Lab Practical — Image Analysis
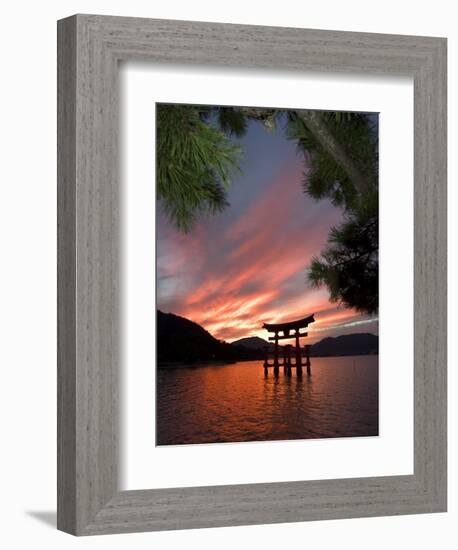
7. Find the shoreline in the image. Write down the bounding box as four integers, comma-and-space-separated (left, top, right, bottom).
158, 359, 236, 369
158, 354, 378, 369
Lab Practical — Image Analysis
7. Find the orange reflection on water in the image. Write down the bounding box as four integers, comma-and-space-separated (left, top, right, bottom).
156, 356, 378, 445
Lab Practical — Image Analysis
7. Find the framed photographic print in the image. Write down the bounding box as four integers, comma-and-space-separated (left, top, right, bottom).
153, 101, 380, 448
57, 14, 447, 535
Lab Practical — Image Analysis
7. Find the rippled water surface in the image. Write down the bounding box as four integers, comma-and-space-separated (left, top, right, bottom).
156, 355, 378, 445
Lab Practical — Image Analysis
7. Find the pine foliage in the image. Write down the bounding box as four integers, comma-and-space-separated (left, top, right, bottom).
308, 212, 378, 314
286, 110, 379, 314
286, 111, 378, 210
216, 107, 248, 138
156, 104, 241, 232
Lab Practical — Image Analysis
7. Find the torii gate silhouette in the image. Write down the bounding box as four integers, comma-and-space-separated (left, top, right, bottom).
263, 314, 315, 377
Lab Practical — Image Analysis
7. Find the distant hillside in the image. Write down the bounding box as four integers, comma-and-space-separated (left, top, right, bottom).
231, 336, 274, 352
157, 310, 260, 364
232, 333, 378, 357
310, 333, 378, 357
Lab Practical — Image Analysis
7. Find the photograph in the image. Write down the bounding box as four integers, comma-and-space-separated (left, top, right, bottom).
156, 103, 379, 445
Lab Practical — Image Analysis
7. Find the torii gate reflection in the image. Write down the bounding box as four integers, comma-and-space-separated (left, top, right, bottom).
263, 314, 315, 377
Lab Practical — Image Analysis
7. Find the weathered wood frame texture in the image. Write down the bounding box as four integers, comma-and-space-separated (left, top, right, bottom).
57, 14, 447, 535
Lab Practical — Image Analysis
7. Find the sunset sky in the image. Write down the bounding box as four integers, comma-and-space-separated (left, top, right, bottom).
157, 114, 378, 344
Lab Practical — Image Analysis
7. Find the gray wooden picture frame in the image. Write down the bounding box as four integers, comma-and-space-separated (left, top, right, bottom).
57, 14, 447, 536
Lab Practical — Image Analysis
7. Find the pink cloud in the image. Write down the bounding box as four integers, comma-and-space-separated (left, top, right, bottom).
157, 157, 368, 343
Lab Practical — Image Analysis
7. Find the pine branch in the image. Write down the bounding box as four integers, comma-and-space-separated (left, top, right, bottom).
297, 110, 373, 196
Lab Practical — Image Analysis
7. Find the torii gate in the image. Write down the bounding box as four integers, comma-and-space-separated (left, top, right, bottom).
263, 314, 315, 377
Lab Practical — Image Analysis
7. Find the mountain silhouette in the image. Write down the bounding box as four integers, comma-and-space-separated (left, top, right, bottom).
230, 336, 274, 351
157, 310, 259, 364
157, 310, 378, 364
310, 333, 378, 356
